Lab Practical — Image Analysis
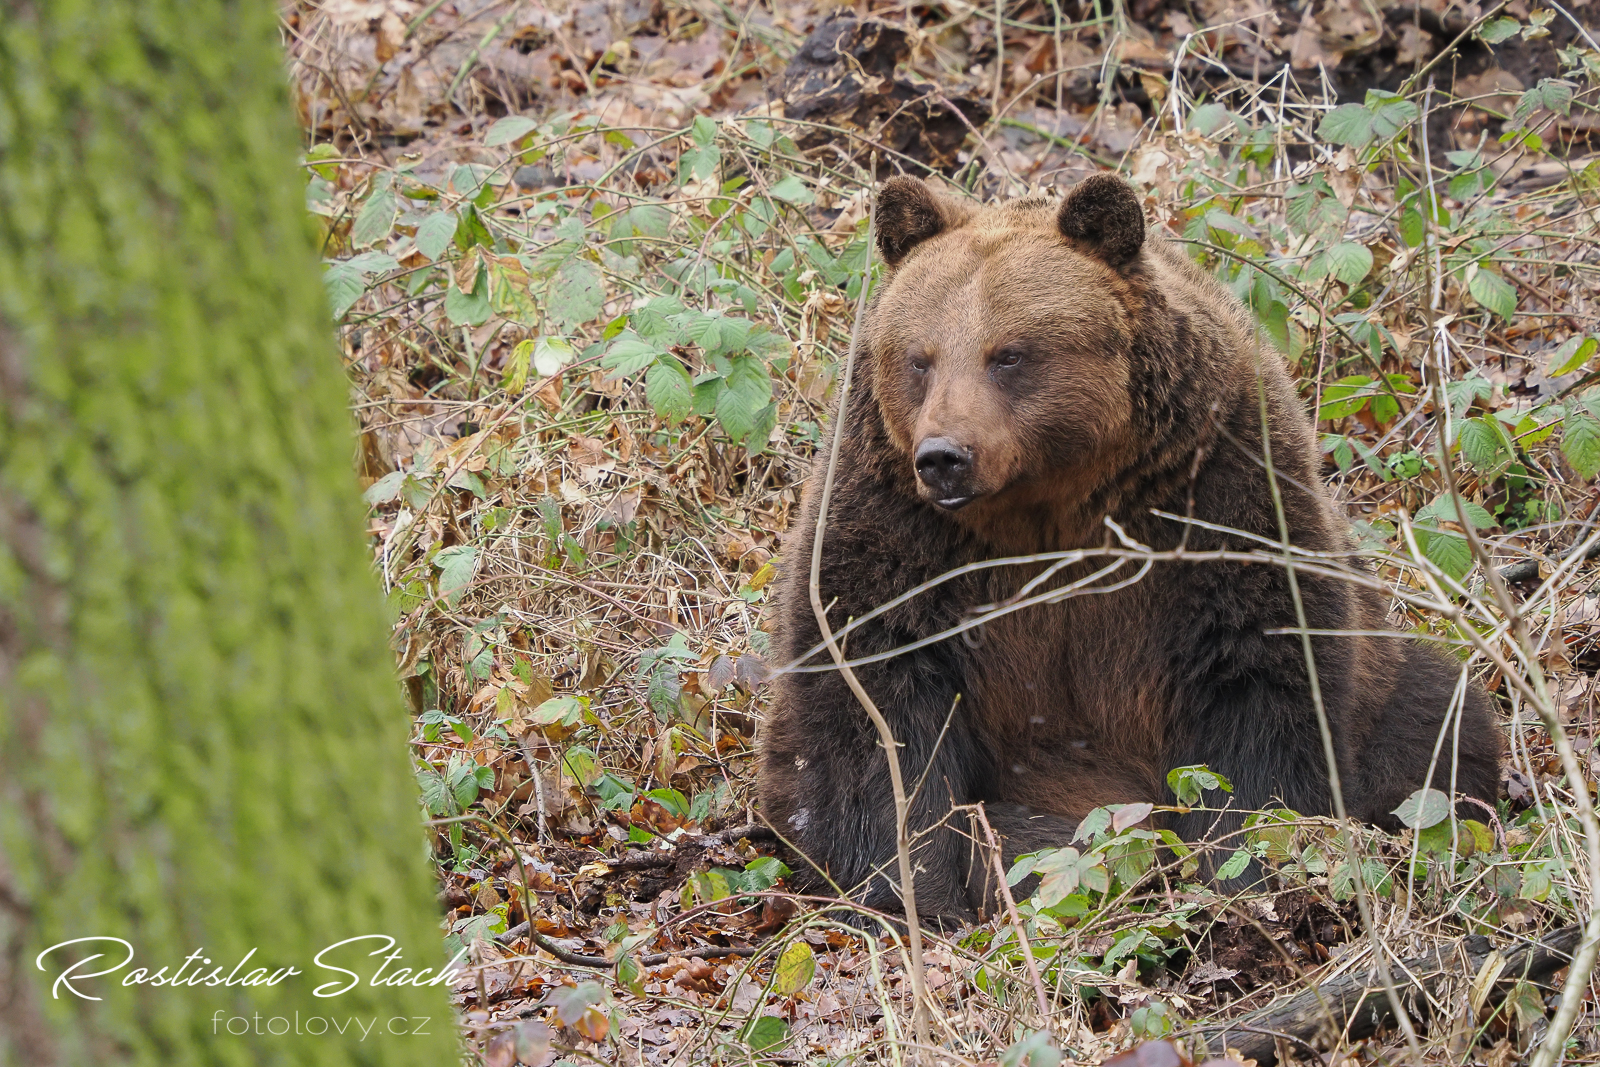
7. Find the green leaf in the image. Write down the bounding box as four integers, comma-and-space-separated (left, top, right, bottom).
1318, 375, 1376, 420
351, 175, 397, 248
1188, 102, 1232, 136
485, 115, 538, 147
773, 941, 815, 996
1215, 849, 1253, 880
1074, 807, 1112, 842
1519, 860, 1555, 902
743, 1016, 789, 1053
1318, 103, 1374, 147
433, 545, 478, 607
1445, 374, 1492, 418
714, 355, 772, 442
1324, 433, 1354, 472
1393, 787, 1451, 829
562, 746, 599, 787
632, 296, 684, 341
1001, 1031, 1063, 1067
1029, 847, 1108, 906
1468, 268, 1517, 320
1478, 16, 1521, 42
768, 174, 814, 204
1548, 335, 1598, 377
444, 279, 491, 326
1166, 764, 1233, 805
363, 470, 406, 505
1399, 208, 1425, 247
1129, 1003, 1174, 1040
344, 251, 400, 274
502, 339, 533, 393
1203, 208, 1255, 237
1417, 493, 1495, 530
681, 311, 724, 352
1422, 530, 1473, 579
415, 210, 458, 260
646, 669, 681, 718
741, 856, 790, 890
1563, 411, 1600, 479
603, 332, 663, 377
1369, 393, 1400, 426
691, 114, 718, 147
1330, 859, 1374, 901
1326, 242, 1374, 285
1516, 78, 1576, 122
1458, 416, 1511, 470
323, 263, 366, 320
452, 768, 484, 809
449, 162, 493, 199
643, 787, 690, 817
609, 203, 671, 251
304, 142, 341, 179
645, 357, 694, 424
1364, 90, 1420, 140
530, 695, 585, 726
547, 258, 604, 330
1104, 928, 1155, 966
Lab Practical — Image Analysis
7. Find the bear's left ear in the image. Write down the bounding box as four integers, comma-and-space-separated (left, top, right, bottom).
1057, 174, 1145, 268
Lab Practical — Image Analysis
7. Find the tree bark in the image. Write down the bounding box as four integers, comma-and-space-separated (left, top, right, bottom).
0, 5, 458, 1064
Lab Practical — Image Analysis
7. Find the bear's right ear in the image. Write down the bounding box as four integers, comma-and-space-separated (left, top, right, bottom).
1057, 173, 1146, 268
875, 177, 967, 267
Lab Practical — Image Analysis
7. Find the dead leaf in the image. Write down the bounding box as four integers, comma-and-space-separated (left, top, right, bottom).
706, 654, 736, 691
1113, 802, 1155, 831
375, 10, 406, 63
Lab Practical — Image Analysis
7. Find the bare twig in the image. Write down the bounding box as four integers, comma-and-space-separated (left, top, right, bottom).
967, 804, 1052, 1019
1251, 340, 1425, 1062
805, 175, 936, 1050
1197, 925, 1583, 1063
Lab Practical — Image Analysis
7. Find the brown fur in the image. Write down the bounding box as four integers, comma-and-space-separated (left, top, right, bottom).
760, 174, 1503, 927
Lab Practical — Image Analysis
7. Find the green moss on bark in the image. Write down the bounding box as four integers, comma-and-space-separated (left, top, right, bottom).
0, 4, 458, 1064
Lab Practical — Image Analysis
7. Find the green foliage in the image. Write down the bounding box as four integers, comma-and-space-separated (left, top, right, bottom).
1411, 493, 1496, 579
1001, 1030, 1064, 1067
1476, 16, 1521, 43
1467, 265, 1518, 320
1393, 787, 1451, 829
686, 857, 792, 906
1167, 764, 1234, 805
320, 111, 863, 463
742, 1014, 790, 1053
1129, 1001, 1175, 1039
1316, 90, 1419, 149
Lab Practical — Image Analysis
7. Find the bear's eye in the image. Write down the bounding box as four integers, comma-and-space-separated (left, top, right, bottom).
909, 355, 930, 374
994, 348, 1024, 369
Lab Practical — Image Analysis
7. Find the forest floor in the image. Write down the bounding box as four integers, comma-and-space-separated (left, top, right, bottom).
283, 0, 1600, 1063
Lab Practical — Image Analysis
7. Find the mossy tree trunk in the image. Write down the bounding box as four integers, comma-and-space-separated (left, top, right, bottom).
0, 5, 458, 1065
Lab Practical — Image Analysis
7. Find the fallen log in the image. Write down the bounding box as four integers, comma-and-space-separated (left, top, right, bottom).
1192, 925, 1581, 1064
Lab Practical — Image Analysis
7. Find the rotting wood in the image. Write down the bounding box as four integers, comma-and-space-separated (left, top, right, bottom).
1193, 925, 1580, 1064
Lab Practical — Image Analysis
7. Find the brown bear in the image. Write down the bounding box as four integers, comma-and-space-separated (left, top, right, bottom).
759, 173, 1502, 927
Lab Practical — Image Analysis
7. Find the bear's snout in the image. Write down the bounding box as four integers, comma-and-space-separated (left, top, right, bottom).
914, 436, 977, 509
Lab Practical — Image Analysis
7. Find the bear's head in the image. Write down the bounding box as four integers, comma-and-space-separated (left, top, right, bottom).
867, 174, 1151, 536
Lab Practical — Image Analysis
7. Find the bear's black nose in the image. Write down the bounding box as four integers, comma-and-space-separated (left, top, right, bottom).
914, 437, 974, 507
